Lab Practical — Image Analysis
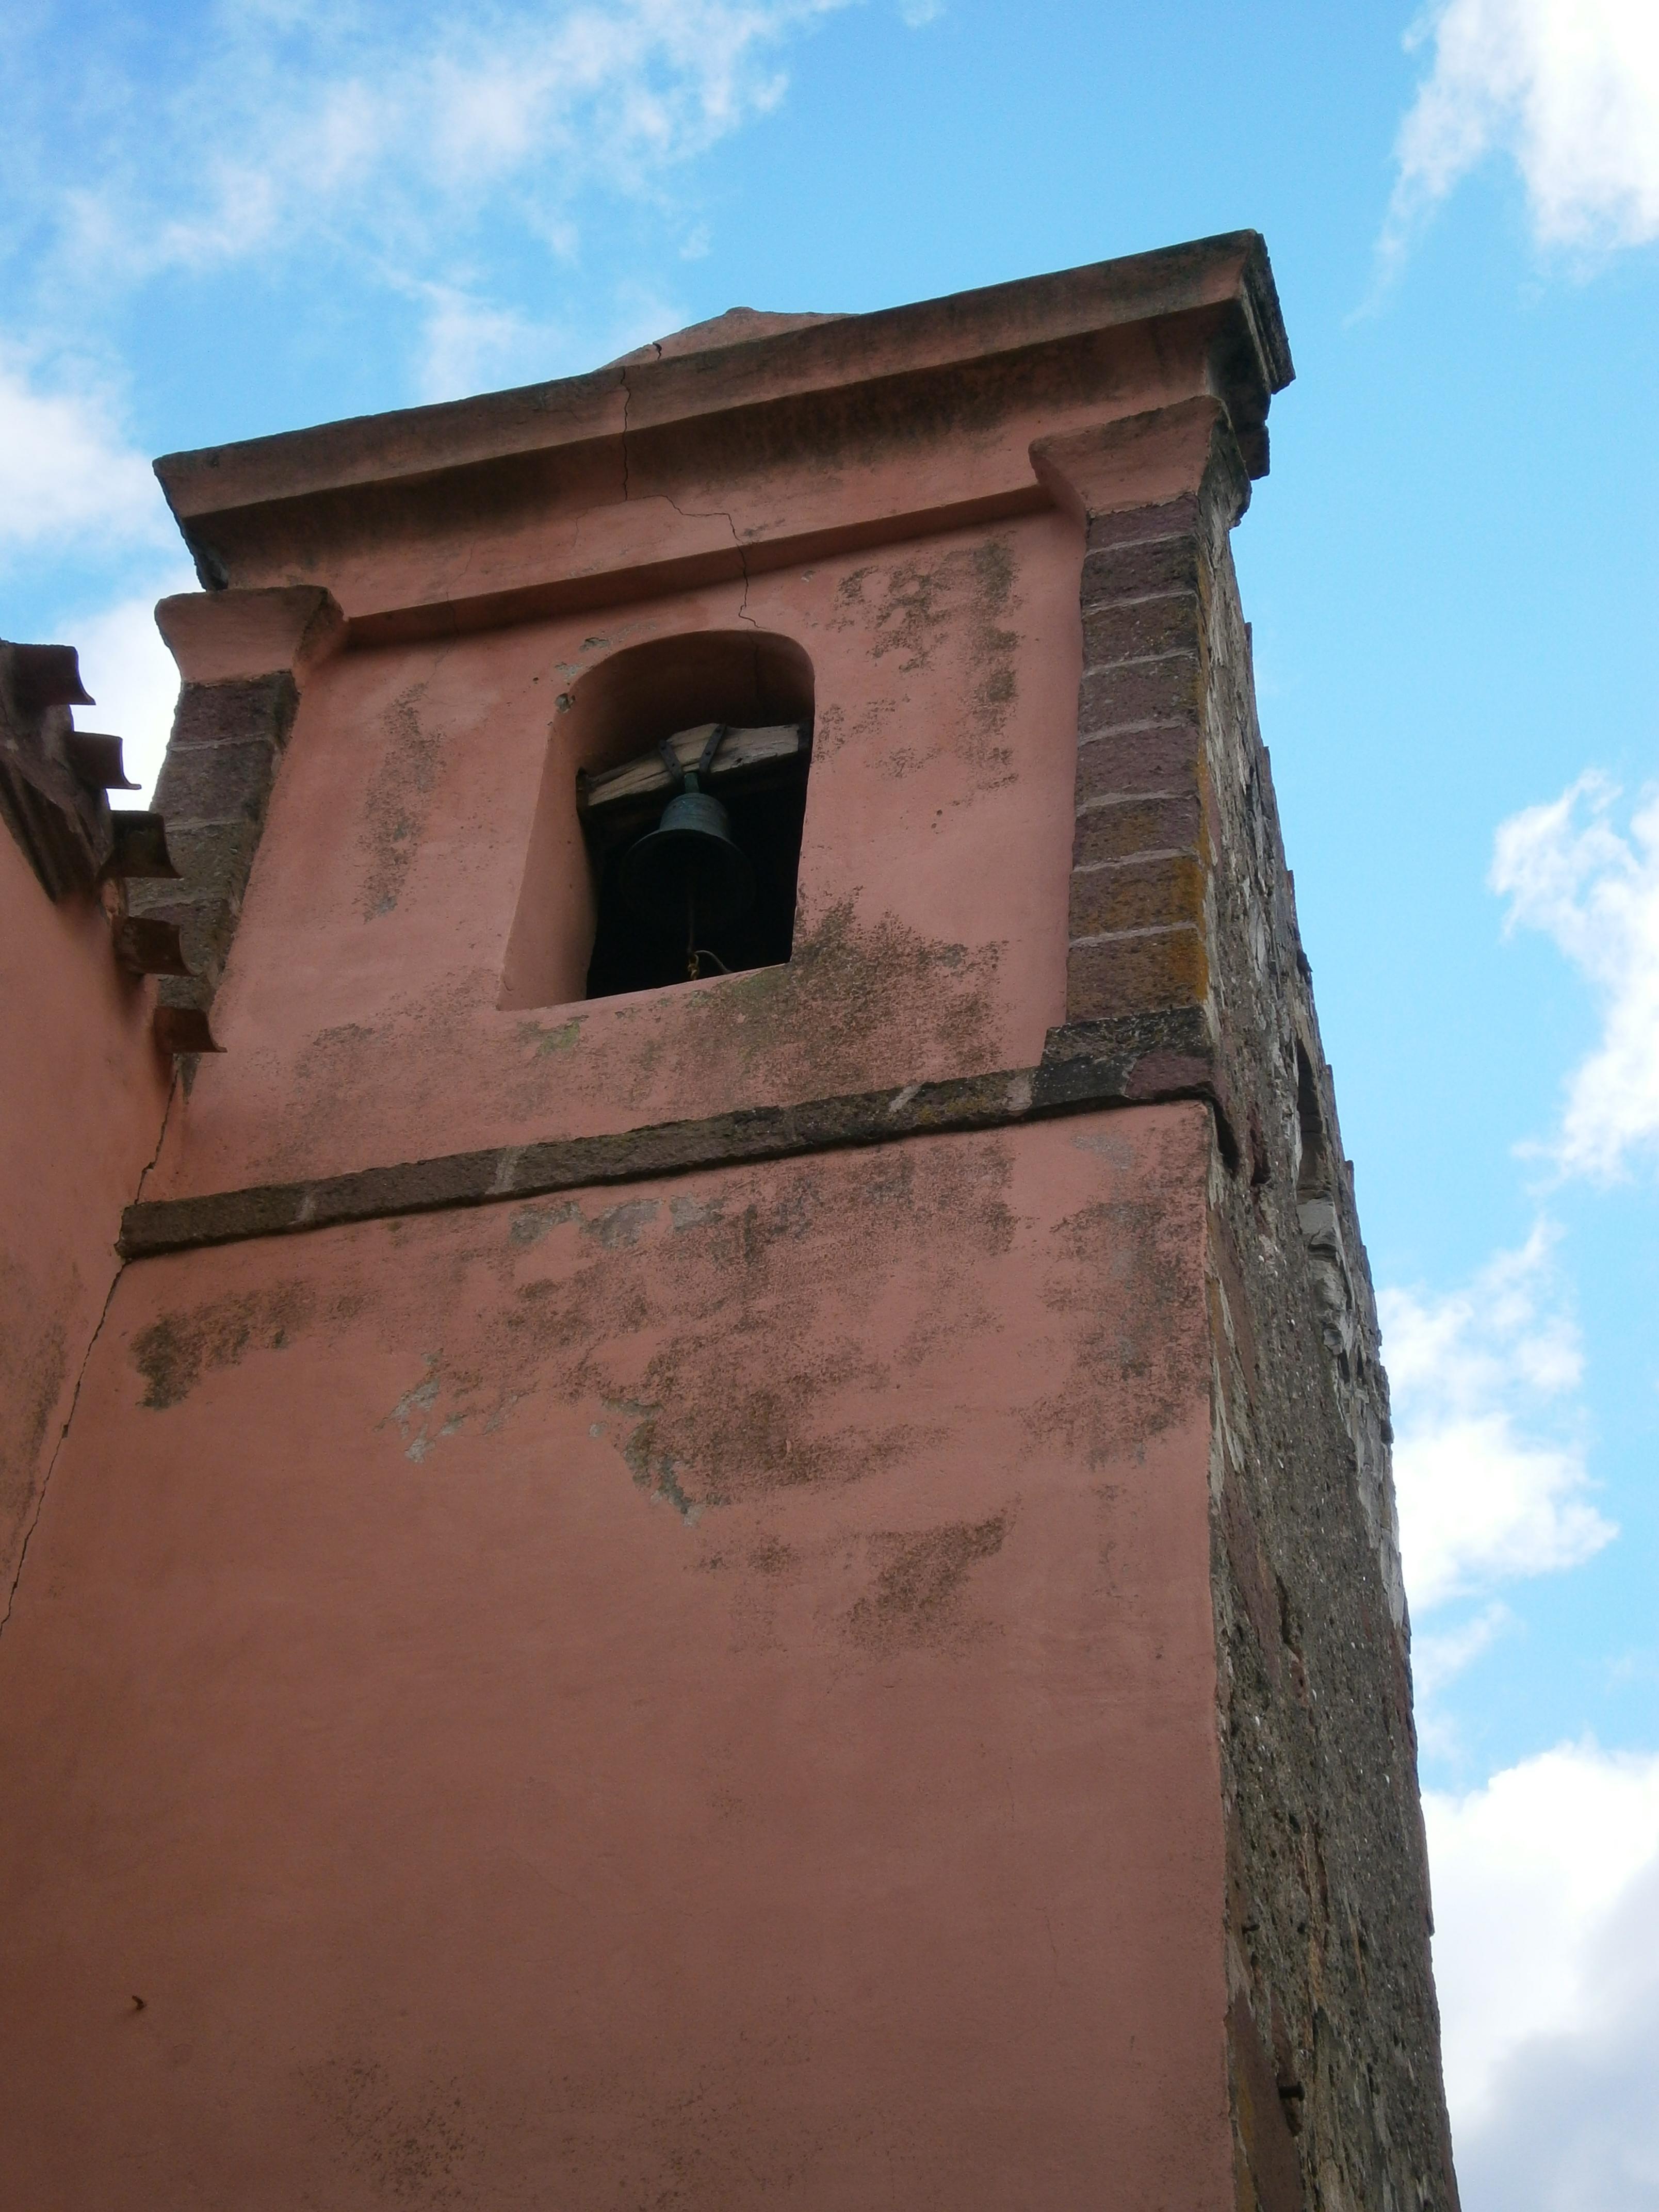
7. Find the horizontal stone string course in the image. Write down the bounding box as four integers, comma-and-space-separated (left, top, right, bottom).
118, 1010, 1225, 1260
1066, 501, 1212, 1024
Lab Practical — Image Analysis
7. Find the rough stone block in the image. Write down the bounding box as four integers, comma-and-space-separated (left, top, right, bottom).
1081, 533, 1199, 608
1075, 721, 1202, 805
169, 673, 299, 755
124, 887, 238, 984
1069, 853, 1207, 940
1082, 591, 1201, 668
1078, 650, 1202, 733
1071, 792, 1202, 869
1085, 493, 1199, 555
153, 737, 277, 827
1067, 923, 1209, 1021
155, 972, 212, 1016
154, 818, 263, 914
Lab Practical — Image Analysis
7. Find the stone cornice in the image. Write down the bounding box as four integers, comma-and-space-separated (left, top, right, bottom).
152, 233, 1291, 622
157, 234, 1288, 518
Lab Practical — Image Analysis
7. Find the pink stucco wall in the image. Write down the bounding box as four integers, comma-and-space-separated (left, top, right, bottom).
0, 831, 169, 1592
142, 512, 1082, 1201
0, 246, 1307, 2204
0, 1105, 1231, 2209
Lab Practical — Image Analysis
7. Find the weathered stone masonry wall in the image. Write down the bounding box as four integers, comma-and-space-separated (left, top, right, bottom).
125, 584, 343, 1058
132, 672, 298, 1043
1059, 416, 1458, 2212
1199, 497, 1455, 2212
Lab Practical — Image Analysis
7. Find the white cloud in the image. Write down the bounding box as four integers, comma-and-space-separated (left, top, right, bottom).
1387, 0, 1659, 259
1492, 775, 1659, 1180
1411, 1603, 1515, 1756
1426, 1742, 1659, 2208
1413, 1603, 1514, 1704
1380, 1225, 1613, 1612
412, 287, 568, 404
35, 0, 853, 293
0, 348, 169, 555
64, 577, 196, 804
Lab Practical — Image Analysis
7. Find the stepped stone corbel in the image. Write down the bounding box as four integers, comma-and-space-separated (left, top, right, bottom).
0, 635, 188, 970
133, 584, 344, 1056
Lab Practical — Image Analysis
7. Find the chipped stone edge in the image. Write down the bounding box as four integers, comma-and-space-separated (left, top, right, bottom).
118, 1009, 1225, 1261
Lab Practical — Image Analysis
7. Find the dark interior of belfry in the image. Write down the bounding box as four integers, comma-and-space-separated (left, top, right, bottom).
581, 732, 811, 998
571, 626, 815, 998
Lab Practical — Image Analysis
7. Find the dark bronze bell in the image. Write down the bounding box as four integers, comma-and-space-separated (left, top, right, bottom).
620, 728, 755, 958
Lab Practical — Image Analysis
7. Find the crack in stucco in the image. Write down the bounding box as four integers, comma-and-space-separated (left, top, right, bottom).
589, 365, 759, 626
2, 1066, 177, 1637
132, 1061, 180, 1207
659, 493, 760, 628
0, 1263, 121, 1638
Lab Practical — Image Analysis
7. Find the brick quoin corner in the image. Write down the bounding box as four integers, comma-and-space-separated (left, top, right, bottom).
0, 235, 1459, 2210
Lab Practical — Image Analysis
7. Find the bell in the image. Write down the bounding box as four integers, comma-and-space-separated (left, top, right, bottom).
621, 787, 755, 932
620, 729, 756, 945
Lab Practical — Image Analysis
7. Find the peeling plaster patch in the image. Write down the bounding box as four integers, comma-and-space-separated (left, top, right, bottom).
1024, 1119, 1209, 1467
272, 969, 484, 1182
380, 1354, 511, 1459
845, 1513, 1010, 1651
524, 1143, 1011, 1514
837, 535, 1021, 784
232, 874, 1008, 1198
358, 680, 443, 920
809, 698, 847, 762
748, 1536, 799, 1576
605, 898, 1003, 1108
300, 1138, 1024, 1526
582, 1199, 660, 1250
1072, 1129, 1135, 1166
668, 1195, 724, 1231
508, 1200, 581, 1247
516, 1017, 583, 1059
606, 1396, 701, 1523
0, 1258, 69, 1560
717, 1533, 807, 1653
133, 1281, 319, 1410
383, 1355, 445, 1460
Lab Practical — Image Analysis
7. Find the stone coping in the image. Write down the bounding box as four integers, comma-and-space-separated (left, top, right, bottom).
155, 234, 1289, 527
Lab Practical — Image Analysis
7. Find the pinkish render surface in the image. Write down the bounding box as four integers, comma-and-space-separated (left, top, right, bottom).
0, 236, 1371, 2209
141, 516, 1083, 1200
0, 1107, 1229, 2210
0, 822, 169, 1592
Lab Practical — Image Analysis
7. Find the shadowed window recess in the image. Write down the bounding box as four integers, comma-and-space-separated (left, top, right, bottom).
498, 629, 816, 1014
580, 718, 811, 997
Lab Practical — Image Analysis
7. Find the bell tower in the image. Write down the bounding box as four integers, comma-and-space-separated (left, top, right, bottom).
0, 237, 1460, 2210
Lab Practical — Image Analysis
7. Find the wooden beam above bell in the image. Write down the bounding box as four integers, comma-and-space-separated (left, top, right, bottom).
578, 722, 807, 819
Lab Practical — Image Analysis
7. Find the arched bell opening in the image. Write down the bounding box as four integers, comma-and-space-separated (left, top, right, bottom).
498, 630, 814, 1012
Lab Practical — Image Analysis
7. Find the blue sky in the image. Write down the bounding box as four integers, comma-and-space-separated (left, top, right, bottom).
4, 2, 1656, 2202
